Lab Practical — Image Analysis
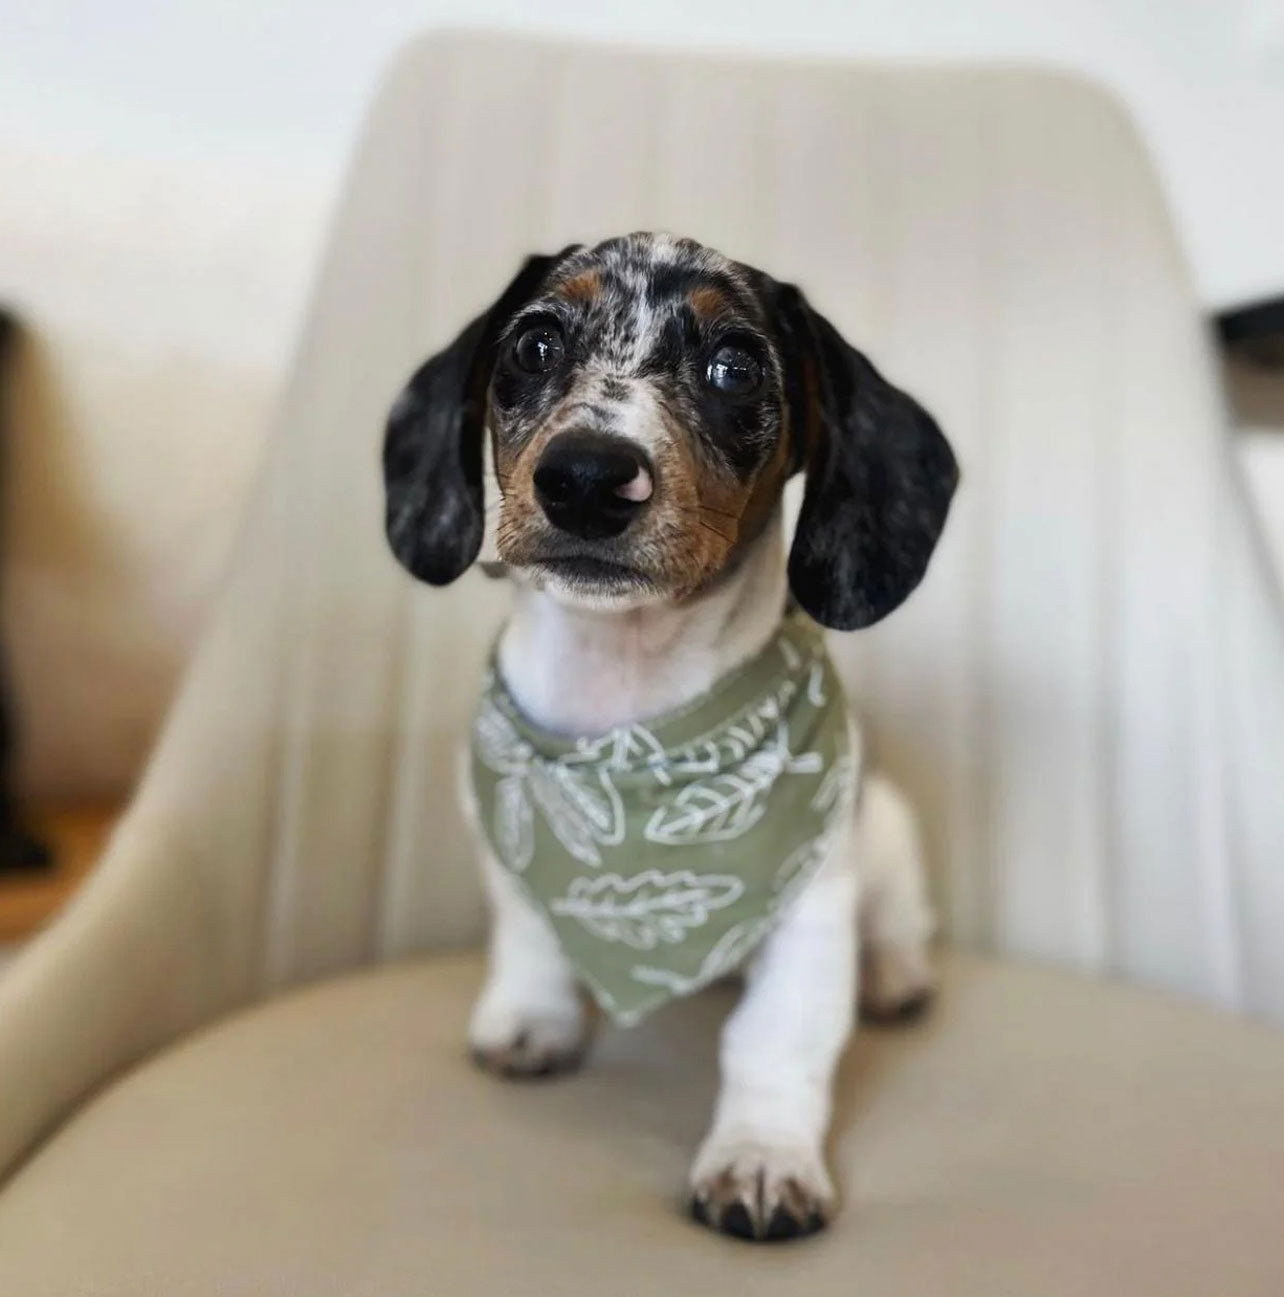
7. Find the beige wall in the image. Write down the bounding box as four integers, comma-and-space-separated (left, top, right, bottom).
0, 146, 325, 798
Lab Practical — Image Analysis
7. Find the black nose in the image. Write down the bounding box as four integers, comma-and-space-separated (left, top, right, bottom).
532, 432, 651, 540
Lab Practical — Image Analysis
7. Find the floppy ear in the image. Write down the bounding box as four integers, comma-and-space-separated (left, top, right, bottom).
382, 252, 568, 585
773, 283, 959, 631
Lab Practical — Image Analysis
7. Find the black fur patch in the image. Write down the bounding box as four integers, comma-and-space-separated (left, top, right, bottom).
383, 252, 572, 584
768, 282, 958, 630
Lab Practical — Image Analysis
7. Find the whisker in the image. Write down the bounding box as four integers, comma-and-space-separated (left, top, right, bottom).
694, 500, 742, 523
696, 519, 733, 544
673, 503, 736, 522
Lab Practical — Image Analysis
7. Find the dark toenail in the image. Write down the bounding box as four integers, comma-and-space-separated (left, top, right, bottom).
803, 1209, 828, 1235
894, 990, 933, 1021
720, 1201, 757, 1240
765, 1206, 802, 1241
863, 989, 935, 1027
690, 1196, 711, 1227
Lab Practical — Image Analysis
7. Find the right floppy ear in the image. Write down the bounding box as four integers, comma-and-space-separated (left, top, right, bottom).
770, 281, 959, 631
382, 251, 568, 585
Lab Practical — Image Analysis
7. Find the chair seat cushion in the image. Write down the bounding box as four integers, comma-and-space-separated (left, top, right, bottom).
1, 951, 1282, 1295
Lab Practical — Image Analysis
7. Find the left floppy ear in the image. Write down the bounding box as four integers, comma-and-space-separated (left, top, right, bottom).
771, 282, 959, 631
382, 251, 569, 585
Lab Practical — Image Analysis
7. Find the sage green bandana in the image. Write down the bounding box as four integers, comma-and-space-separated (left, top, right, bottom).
470, 614, 855, 1026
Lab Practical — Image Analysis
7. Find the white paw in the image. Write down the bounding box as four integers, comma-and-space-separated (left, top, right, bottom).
860, 941, 936, 1024
688, 1136, 835, 1241
468, 988, 589, 1079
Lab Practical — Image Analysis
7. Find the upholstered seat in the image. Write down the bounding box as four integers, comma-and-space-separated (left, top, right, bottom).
2, 951, 1283, 1295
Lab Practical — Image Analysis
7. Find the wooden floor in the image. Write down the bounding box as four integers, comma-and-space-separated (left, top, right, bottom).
0, 805, 119, 942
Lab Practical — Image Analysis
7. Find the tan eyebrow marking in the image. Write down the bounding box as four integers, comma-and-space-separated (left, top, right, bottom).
688, 285, 731, 321
555, 269, 601, 304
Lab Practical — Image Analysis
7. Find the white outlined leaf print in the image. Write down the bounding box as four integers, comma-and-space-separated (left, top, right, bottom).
806, 660, 828, 706
644, 769, 770, 844
811, 754, 855, 814
550, 869, 744, 949
529, 763, 603, 867
547, 763, 625, 844
645, 724, 822, 845
773, 836, 826, 906
663, 661, 822, 775
631, 917, 771, 994
473, 694, 532, 775
565, 724, 667, 773
607, 725, 668, 770
494, 774, 533, 873
478, 703, 629, 871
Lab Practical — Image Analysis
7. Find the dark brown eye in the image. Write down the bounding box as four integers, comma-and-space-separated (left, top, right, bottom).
706, 340, 763, 397
512, 322, 565, 374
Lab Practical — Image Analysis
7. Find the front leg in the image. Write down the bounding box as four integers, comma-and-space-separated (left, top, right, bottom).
468, 850, 592, 1078
689, 838, 858, 1241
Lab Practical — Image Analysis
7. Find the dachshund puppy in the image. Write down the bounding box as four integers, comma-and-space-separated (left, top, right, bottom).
383, 233, 957, 1241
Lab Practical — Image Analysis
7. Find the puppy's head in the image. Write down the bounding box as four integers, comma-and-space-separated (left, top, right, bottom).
384, 233, 957, 629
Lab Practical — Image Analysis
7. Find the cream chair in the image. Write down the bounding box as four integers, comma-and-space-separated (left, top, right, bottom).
2, 32, 1283, 1294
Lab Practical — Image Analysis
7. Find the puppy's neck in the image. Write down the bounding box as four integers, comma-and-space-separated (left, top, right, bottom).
497, 514, 788, 736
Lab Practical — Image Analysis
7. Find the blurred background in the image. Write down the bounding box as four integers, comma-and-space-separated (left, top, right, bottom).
1, 1, 1283, 943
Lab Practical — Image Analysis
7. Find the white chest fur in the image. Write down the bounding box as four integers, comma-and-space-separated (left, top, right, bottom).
497, 517, 788, 735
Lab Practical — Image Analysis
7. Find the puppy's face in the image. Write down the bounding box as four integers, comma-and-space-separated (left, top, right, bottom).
385, 233, 958, 631
486, 236, 791, 607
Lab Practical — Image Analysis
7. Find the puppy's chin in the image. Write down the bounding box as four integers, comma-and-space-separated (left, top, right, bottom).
517, 555, 668, 613
541, 578, 664, 614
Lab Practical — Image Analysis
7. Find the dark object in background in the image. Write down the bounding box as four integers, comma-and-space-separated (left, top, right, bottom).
0, 311, 52, 872
1217, 296, 1284, 369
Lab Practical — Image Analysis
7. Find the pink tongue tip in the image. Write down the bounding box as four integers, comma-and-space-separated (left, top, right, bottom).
616, 467, 654, 503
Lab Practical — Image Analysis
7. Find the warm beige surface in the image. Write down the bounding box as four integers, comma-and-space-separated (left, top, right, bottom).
1, 950, 1282, 1296
0, 805, 118, 942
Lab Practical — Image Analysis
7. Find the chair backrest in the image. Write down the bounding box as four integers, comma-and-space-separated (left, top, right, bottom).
129, 31, 1284, 1019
